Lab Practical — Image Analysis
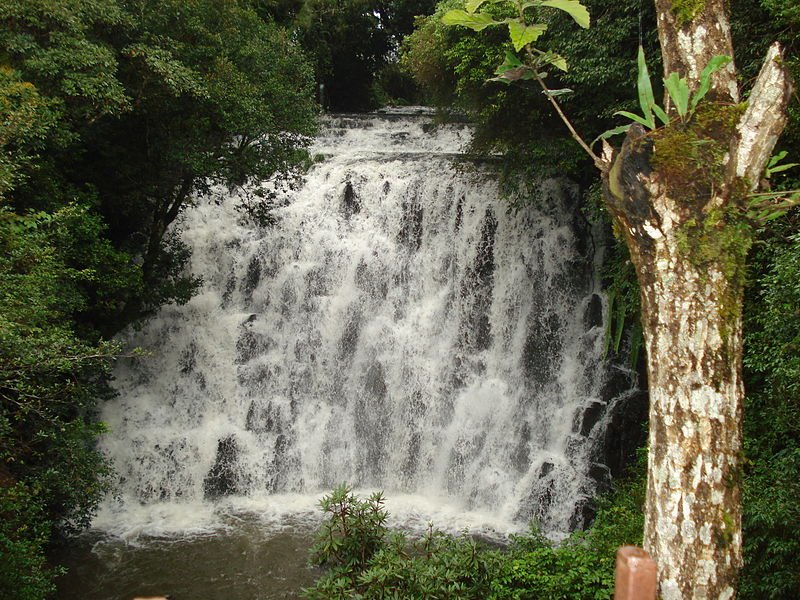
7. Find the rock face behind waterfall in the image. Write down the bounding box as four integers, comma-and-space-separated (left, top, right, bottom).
99, 108, 637, 536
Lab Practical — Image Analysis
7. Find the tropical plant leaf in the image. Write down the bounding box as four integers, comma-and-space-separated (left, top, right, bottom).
593, 124, 631, 146
441, 10, 498, 31
539, 0, 590, 28
768, 151, 789, 167
465, 0, 487, 13
768, 163, 800, 175
615, 110, 655, 129
636, 46, 656, 130
545, 52, 568, 71
490, 65, 535, 83
664, 72, 690, 118
652, 103, 670, 126
499, 51, 524, 69
765, 151, 799, 178
508, 21, 547, 51
691, 55, 732, 112
543, 88, 574, 97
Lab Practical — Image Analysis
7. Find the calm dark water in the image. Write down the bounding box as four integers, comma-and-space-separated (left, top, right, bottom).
53, 522, 319, 600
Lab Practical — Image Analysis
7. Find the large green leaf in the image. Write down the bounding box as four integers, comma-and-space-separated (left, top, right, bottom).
615, 110, 655, 130
539, 0, 590, 28
636, 46, 656, 130
508, 21, 547, 51
652, 104, 670, 126
442, 9, 498, 31
691, 55, 732, 112
545, 52, 568, 72
664, 72, 690, 118
465, 0, 487, 14
593, 124, 631, 146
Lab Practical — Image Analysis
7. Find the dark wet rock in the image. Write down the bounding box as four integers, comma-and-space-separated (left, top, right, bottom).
305, 267, 327, 296
267, 434, 298, 492
459, 209, 497, 352
242, 256, 261, 301
235, 327, 274, 364
538, 461, 554, 479
602, 389, 648, 477
511, 422, 532, 472
179, 342, 197, 375
341, 181, 360, 218
204, 436, 243, 500
584, 293, 603, 330
589, 462, 612, 491
355, 260, 388, 300
576, 400, 605, 437
454, 193, 464, 232
569, 497, 596, 530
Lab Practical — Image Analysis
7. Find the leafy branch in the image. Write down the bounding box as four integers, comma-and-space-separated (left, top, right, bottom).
747, 189, 800, 223
441, 0, 604, 168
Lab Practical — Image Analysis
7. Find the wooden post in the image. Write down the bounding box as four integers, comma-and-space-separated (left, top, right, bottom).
615, 546, 657, 600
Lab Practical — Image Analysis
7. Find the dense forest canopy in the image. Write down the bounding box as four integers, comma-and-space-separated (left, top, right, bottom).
1, 0, 798, 598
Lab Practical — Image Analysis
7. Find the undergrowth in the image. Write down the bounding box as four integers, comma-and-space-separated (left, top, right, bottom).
303, 461, 645, 600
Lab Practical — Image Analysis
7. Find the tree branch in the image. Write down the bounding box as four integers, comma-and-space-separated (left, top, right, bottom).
524, 46, 606, 171
729, 43, 794, 191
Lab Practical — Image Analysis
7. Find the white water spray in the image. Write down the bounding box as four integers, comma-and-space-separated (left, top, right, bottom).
97, 109, 612, 539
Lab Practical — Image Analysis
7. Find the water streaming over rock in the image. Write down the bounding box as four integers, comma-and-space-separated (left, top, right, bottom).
97, 108, 620, 538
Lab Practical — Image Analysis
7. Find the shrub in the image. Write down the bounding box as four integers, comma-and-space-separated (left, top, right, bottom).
304, 469, 645, 600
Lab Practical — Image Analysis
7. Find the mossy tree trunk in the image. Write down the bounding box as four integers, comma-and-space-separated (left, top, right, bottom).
600, 2, 793, 597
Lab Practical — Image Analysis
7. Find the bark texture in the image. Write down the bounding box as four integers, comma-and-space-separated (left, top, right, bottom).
600, 2, 793, 597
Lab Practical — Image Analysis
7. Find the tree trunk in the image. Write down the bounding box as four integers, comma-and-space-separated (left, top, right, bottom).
606, 159, 747, 598
600, 2, 793, 596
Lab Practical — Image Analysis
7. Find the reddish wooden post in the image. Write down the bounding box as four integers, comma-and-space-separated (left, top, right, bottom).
614, 546, 657, 600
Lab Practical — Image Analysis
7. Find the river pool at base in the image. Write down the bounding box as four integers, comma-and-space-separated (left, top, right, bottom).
51, 495, 520, 600
53, 522, 319, 600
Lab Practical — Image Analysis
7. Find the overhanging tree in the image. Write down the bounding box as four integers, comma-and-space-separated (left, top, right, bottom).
442, 0, 794, 597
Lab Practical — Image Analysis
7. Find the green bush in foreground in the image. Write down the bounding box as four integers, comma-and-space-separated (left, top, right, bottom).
304, 471, 644, 600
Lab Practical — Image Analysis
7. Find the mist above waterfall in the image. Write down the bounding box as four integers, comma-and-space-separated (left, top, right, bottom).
97, 108, 613, 539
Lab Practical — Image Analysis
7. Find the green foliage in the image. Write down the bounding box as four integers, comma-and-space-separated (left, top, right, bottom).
441, 0, 589, 78
0, 208, 115, 526
305, 471, 645, 600
305, 484, 498, 599
0, 207, 119, 597
741, 221, 800, 599
0, 2, 323, 594
403, 0, 658, 186
602, 47, 730, 141
600, 236, 641, 364
310, 485, 391, 574
0, 483, 58, 600
670, 0, 704, 26
286, 0, 441, 109
0, 67, 58, 199
0, 0, 320, 335
0, 0, 131, 125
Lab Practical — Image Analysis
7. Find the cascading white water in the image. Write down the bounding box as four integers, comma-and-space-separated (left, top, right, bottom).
96, 108, 612, 539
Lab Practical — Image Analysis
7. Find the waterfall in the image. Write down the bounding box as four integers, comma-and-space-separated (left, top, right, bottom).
97, 108, 618, 538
